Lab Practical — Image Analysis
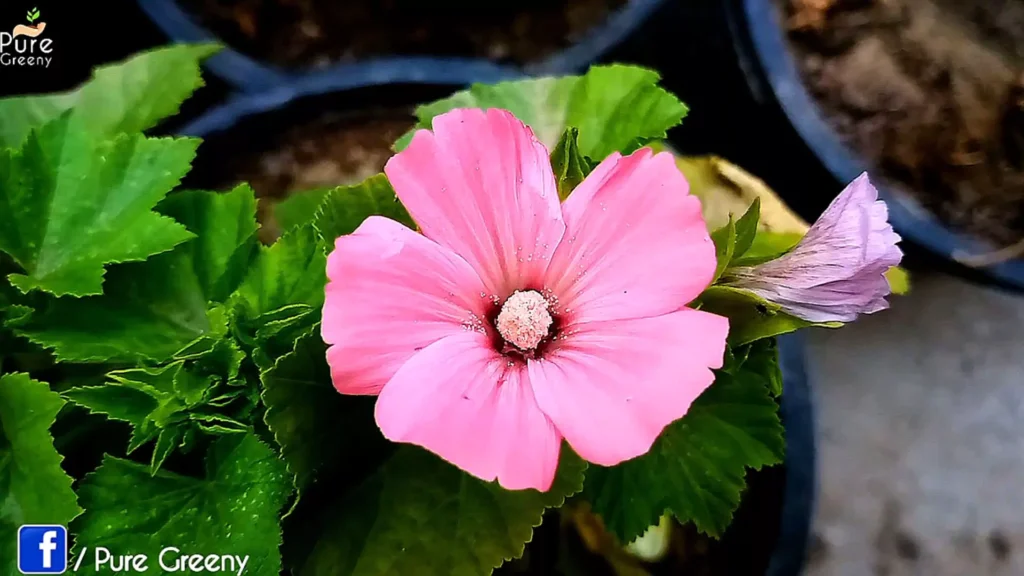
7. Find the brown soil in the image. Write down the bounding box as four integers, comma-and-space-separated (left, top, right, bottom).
783, 0, 1024, 248
190, 110, 413, 242
184, 0, 626, 69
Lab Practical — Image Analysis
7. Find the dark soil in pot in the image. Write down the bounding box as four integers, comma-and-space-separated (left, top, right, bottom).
185, 105, 414, 243
782, 0, 1024, 250
182, 0, 625, 69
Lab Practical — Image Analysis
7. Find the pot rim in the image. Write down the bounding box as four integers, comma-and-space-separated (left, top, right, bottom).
176, 67, 524, 137
138, 0, 666, 92
735, 0, 1024, 292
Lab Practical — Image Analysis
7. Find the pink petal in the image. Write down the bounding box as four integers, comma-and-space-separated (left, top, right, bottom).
730, 172, 902, 323
529, 309, 728, 466
322, 216, 489, 395
384, 108, 565, 297
543, 148, 716, 325
375, 332, 562, 491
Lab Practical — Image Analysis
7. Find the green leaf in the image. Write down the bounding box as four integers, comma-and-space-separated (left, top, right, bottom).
74, 433, 292, 574
0, 44, 219, 148
294, 447, 587, 576
550, 128, 590, 201
397, 65, 687, 161
396, 76, 577, 152
739, 339, 784, 397
262, 328, 377, 491
732, 198, 761, 260
71, 364, 183, 453
236, 224, 327, 317
708, 200, 760, 282
191, 413, 250, 435
731, 231, 802, 267
0, 373, 81, 575
156, 186, 260, 302
313, 174, 416, 249
63, 351, 251, 473
246, 305, 321, 373
62, 382, 159, 427
695, 285, 840, 346
13, 188, 257, 362
261, 330, 587, 575
11, 262, 211, 363
566, 65, 688, 161
0, 116, 198, 296
173, 365, 216, 407
582, 344, 785, 540
275, 188, 331, 232
709, 218, 736, 283
151, 425, 185, 474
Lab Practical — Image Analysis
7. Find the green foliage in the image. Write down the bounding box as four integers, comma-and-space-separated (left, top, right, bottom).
732, 198, 761, 258
12, 187, 258, 362
293, 447, 586, 576
62, 328, 254, 474
261, 329, 359, 492
0, 49, 809, 576
236, 226, 326, 316
74, 434, 291, 574
696, 285, 838, 346
395, 65, 687, 161
731, 229, 801, 267
0, 117, 197, 296
263, 330, 587, 575
157, 186, 261, 303
709, 198, 762, 281
273, 188, 331, 232
582, 342, 785, 540
0, 373, 81, 575
550, 128, 592, 201
710, 218, 737, 283
313, 174, 416, 247
26, 8, 40, 23
0, 44, 219, 148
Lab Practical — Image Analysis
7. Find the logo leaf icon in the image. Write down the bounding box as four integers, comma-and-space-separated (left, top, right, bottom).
26, 8, 40, 23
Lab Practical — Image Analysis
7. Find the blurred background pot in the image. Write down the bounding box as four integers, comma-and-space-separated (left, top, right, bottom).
138, 0, 667, 91
176, 72, 817, 575
698, 0, 1024, 292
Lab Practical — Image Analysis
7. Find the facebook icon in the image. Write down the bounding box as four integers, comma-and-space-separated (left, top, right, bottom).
17, 525, 68, 574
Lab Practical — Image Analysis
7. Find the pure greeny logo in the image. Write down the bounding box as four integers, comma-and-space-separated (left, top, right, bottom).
0, 6, 53, 68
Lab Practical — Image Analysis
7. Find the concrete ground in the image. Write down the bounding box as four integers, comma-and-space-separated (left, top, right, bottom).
803, 270, 1024, 575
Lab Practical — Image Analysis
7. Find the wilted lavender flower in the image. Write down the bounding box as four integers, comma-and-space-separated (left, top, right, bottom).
728, 173, 902, 323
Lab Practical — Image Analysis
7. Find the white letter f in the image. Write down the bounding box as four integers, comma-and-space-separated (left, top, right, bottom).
38, 531, 58, 568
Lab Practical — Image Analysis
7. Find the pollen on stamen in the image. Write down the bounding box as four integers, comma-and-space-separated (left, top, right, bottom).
461, 313, 487, 334
496, 290, 553, 351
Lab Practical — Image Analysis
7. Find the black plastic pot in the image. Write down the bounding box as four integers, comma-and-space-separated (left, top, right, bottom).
138, 0, 666, 92
713, 332, 817, 576
712, 0, 1024, 292
772, 332, 816, 576
176, 73, 817, 574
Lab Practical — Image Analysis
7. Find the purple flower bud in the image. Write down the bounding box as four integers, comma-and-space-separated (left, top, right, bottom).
729, 173, 903, 323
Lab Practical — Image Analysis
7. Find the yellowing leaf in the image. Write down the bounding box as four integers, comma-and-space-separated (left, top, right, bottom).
656, 148, 809, 236
885, 266, 911, 295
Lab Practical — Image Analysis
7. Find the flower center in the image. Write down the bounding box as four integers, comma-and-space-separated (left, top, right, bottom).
495, 290, 553, 351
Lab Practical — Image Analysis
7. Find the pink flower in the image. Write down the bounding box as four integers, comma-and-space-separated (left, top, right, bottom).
729, 173, 902, 323
322, 108, 728, 491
